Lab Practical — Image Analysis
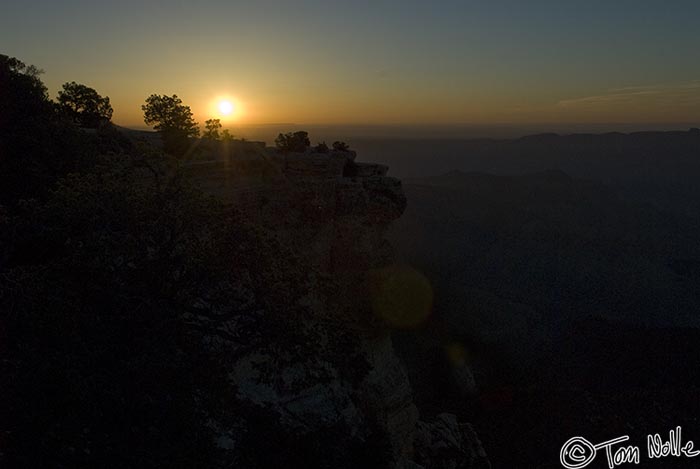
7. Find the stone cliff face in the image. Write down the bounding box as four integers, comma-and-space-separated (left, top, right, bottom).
192, 148, 489, 468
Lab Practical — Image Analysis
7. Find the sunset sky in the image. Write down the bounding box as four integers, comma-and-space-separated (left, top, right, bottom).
3, 0, 699, 128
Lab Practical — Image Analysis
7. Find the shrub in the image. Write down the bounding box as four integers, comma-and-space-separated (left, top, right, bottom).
203, 118, 222, 140
275, 131, 310, 153
332, 141, 350, 152
314, 142, 329, 153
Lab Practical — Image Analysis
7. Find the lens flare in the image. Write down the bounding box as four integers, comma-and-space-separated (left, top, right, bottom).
369, 265, 433, 328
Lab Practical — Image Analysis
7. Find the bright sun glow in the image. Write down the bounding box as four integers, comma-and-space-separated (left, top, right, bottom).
209, 96, 243, 121
218, 100, 233, 115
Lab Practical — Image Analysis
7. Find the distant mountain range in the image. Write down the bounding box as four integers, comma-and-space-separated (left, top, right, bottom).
385, 131, 700, 467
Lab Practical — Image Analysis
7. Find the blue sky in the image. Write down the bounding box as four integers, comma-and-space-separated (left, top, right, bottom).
2, 0, 699, 126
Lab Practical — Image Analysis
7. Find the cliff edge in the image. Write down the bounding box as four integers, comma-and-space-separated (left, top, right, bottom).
189, 148, 490, 468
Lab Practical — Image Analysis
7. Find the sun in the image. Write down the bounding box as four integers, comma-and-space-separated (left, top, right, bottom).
210, 96, 243, 120
218, 100, 234, 116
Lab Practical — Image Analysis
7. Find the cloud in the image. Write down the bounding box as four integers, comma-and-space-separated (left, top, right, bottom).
557, 81, 700, 108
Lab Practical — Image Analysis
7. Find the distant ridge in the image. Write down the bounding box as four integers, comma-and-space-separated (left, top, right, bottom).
352, 128, 700, 182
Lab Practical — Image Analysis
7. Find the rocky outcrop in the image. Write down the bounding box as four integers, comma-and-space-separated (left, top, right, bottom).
413, 414, 490, 469
358, 335, 420, 461
274, 149, 356, 179
189, 148, 488, 468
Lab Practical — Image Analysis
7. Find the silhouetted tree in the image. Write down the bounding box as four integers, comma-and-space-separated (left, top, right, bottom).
203, 118, 222, 140
221, 129, 234, 141
142, 94, 199, 158
0, 54, 49, 127
314, 142, 329, 153
57, 81, 113, 128
332, 141, 350, 151
0, 54, 90, 204
275, 131, 310, 153
0, 148, 313, 467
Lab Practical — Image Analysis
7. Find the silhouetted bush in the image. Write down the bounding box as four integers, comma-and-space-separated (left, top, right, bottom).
0, 149, 321, 467
221, 129, 234, 141
275, 131, 310, 153
332, 141, 350, 151
203, 118, 222, 140
314, 141, 329, 153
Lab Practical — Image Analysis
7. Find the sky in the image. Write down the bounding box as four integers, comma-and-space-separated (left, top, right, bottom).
2, 0, 699, 129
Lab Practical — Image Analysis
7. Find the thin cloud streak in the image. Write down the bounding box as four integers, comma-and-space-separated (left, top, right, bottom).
558, 81, 700, 108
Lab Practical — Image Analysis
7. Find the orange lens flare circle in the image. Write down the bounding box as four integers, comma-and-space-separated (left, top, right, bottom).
370, 265, 433, 328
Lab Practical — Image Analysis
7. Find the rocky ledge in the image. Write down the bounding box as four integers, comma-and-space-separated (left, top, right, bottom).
189, 149, 489, 468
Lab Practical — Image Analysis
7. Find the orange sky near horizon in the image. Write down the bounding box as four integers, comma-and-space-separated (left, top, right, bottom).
42, 72, 698, 130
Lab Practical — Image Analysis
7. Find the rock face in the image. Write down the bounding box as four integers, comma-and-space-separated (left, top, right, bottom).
274, 149, 356, 179
359, 335, 420, 461
190, 148, 488, 468
413, 414, 490, 469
